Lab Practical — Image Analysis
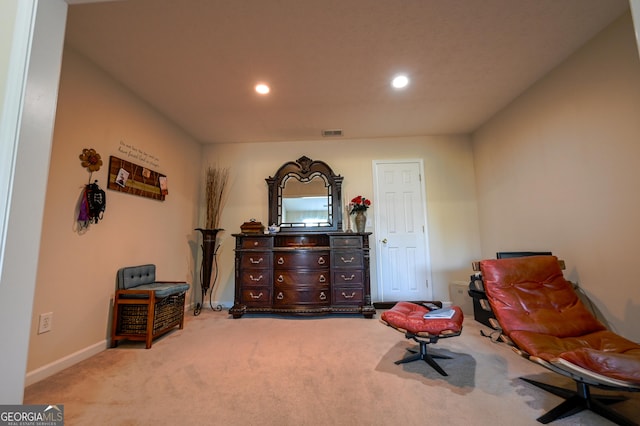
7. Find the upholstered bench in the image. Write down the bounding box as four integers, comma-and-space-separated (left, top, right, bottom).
111, 264, 190, 349
381, 301, 464, 376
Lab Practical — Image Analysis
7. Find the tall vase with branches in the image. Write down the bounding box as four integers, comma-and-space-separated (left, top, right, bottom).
195, 166, 229, 315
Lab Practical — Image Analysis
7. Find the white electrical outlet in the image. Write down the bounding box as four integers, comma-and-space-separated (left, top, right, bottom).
38, 312, 53, 334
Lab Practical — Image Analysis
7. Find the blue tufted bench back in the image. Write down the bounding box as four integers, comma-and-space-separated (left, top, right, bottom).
117, 264, 189, 299
118, 264, 156, 289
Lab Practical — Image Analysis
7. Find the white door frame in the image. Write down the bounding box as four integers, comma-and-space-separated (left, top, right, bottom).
372, 159, 432, 302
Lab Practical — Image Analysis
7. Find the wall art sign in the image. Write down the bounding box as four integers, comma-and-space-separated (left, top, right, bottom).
117, 140, 160, 167
107, 156, 167, 201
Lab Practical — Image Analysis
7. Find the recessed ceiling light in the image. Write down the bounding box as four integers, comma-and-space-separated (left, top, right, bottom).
391, 75, 409, 89
255, 83, 270, 95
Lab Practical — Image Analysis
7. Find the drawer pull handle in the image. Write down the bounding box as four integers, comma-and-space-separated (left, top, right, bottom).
319, 275, 326, 283
320, 291, 327, 300
341, 256, 355, 263
341, 274, 356, 281
249, 274, 263, 282
253, 241, 259, 246
249, 257, 263, 264
277, 257, 285, 265
341, 292, 356, 299
277, 275, 284, 283
249, 292, 263, 299
277, 292, 284, 300
317, 257, 326, 265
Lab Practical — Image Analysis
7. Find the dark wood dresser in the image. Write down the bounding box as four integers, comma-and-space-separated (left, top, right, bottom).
230, 232, 375, 318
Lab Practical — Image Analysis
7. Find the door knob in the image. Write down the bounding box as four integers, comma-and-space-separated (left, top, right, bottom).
382, 238, 388, 244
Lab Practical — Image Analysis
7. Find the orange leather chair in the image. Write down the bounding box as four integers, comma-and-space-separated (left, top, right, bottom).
480, 255, 640, 425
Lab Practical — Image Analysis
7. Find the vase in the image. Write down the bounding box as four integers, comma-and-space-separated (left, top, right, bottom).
354, 211, 366, 233
194, 228, 223, 315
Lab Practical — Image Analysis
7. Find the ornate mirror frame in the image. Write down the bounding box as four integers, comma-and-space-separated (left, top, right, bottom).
266, 156, 343, 232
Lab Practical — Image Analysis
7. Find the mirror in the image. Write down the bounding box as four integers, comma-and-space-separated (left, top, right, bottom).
281, 175, 330, 225
267, 156, 343, 232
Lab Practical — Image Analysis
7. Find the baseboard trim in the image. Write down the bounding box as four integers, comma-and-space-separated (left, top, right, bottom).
187, 300, 231, 312
25, 340, 107, 386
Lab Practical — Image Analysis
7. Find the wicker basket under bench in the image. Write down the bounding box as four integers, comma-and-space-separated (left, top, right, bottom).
111, 264, 190, 349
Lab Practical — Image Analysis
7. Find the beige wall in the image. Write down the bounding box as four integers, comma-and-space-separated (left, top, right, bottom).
473, 13, 640, 341
27, 46, 202, 373
202, 135, 481, 306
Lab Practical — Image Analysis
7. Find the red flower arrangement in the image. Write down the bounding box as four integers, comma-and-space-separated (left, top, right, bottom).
349, 195, 371, 215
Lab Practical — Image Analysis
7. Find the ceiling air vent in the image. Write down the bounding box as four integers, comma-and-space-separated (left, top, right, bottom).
322, 129, 343, 137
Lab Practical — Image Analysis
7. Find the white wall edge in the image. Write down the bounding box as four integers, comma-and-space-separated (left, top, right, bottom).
25, 340, 107, 387
631, 0, 640, 58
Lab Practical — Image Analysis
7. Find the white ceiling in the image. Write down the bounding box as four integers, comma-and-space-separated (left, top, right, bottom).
64, 0, 630, 144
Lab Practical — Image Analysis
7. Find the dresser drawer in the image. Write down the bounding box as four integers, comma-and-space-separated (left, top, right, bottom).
239, 252, 272, 269
275, 234, 329, 247
239, 270, 272, 286
240, 237, 273, 249
273, 287, 330, 306
332, 270, 363, 285
331, 236, 362, 248
241, 287, 272, 306
332, 287, 364, 305
331, 251, 363, 268
274, 270, 329, 286
274, 251, 329, 269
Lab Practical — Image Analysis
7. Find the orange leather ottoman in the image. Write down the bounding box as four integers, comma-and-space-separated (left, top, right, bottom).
381, 301, 464, 376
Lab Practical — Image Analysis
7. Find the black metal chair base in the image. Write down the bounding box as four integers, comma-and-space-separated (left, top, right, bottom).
521, 377, 636, 425
395, 336, 452, 376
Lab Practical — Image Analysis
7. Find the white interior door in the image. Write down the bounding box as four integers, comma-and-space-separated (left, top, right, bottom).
373, 160, 432, 301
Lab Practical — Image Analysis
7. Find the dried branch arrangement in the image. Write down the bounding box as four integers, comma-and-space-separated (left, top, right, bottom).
205, 166, 230, 229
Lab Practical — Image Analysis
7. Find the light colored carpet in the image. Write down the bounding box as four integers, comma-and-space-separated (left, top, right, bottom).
24, 309, 640, 425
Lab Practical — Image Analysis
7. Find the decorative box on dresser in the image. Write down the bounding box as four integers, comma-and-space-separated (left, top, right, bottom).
230, 232, 375, 318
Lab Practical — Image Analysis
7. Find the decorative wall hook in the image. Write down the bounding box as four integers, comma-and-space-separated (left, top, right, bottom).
77, 149, 105, 229
79, 148, 102, 171
79, 148, 103, 182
